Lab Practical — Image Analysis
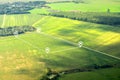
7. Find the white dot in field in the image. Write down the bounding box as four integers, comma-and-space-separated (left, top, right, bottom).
13, 30, 18, 37
37, 28, 41, 33
45, 47, 50, 54
78, 41, 83, 47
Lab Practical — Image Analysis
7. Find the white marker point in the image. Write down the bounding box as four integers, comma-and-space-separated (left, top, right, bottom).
37, 28, 41, 33
45, 47, 50, 53
78, 41, 83, 47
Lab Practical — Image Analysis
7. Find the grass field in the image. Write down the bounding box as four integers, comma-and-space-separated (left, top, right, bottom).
0, 14, 44, 28
0, 32, 119, 80
0, 14, 120, 80
33, 16, 120, 57
29, 0, 120, 14
29, 8, 49, 15
47, 0, 120, 12
59, 68, 120, 80
0, 15, 3, 27
0, 0, 120, 80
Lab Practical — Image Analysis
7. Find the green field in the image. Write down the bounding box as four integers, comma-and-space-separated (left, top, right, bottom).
29, 0, 120, 14
59, 68, 120, 80
0, 14, 120, 80
47, 2, 119, 12
0, 15, 3, 26
29, 8, 50, 15
0, 0, 119, 80
47, 0, 120, 12
0, 32, 119, 80
0, 14, 44, 28
33, 16, 120, 57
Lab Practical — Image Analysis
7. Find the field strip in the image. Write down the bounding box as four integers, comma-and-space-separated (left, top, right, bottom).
51, 47, 79, 54
1, 14, 6, 28
39, 32, 120, 60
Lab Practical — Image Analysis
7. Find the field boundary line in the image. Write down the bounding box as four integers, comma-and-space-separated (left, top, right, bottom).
51, 47, 79, 54
38, 32, 120, 60
83, 46, 120, 60
32, 18, 43, 26
14, 36, 43, 51
1, 14, 6, 28
32, 16, 48, 26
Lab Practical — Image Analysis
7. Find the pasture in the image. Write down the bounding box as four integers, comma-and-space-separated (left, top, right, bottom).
29, 0, 120, 14
33, 16, 120, 57
47, 0, 120, 12
0, 32, 119, 80
0, 0, 120, 80
0, 14, 120, 80
0, 14, 44, 28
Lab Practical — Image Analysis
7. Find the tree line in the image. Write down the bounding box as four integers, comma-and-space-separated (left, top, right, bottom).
49, 11, 120, 26
0, 1, 46, 14
41, 63, 120, 80
0, 26, 36, 36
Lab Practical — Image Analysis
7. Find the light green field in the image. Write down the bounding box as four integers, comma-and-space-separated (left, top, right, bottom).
0, 14, 120, 80
0, 15, 3, 27
0, 32, 119, 80
29, 1, 120, 14
28, 0, 120, 14
47, 0, 120, 12
60, 68, 120, 80
1, 14, 119, 57
29, 8, 50, 15
33, 16, 120, 57
0, 14, 44, 28
0, 0, 120, 80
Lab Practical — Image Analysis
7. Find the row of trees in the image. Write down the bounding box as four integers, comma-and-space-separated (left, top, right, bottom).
47, 0, 85, 4
0, 26, 36, 36
72, 0, 85, 3
0, 1, 46, 14
41, 63, 119, 80
49, 11, 120, 26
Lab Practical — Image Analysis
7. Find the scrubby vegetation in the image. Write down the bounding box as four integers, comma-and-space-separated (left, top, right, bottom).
41, 63, 120, 80
0, 26, 36, 36
0, 1, 46, 14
